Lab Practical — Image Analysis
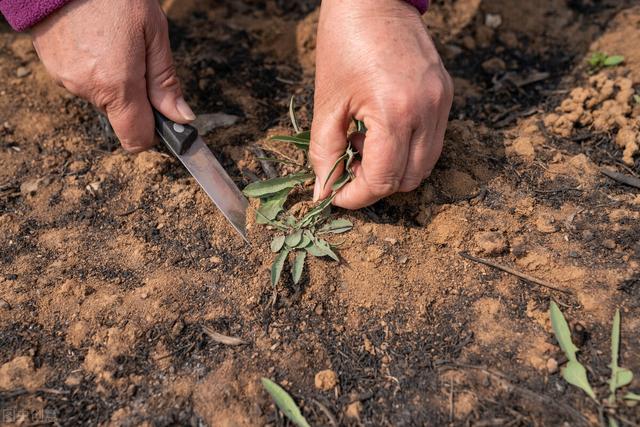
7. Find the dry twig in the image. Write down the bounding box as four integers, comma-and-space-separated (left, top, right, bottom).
601, 169, 640, 190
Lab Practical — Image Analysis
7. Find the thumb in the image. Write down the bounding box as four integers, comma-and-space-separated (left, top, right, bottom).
145, 12, 195, 123
309, 107, 349, 201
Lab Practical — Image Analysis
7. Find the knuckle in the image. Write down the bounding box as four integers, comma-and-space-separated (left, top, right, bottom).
368, 175, 402, 198
399, 176, 423, 192
153, 63, 180, 92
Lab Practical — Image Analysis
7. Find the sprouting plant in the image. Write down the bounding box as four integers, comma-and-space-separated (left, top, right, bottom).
587, 52, 624, 71
243, 98, 362, 287
261, 377, 310, 427
549, 302, 639, 425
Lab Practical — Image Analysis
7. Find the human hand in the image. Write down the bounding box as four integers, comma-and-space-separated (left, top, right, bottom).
31, 0, 195, 152
310, 0, 453, 209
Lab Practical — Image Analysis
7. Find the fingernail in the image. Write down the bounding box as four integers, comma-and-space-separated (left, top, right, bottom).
313, 178, 321, 202
176, 97, 196, 121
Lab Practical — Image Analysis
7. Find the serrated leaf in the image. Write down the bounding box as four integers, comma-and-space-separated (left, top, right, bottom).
609, 309, 633, 402
257, 189, 290, 224
261, 378, 310, 427
285, 229, 303, 247
291, 251, 306, 285
271, 248, 290, 286
604, 55, 624, 66
319, 218, 353, 234
289, 96, 301, 134
549, 301, 579, 361
244, 172, 313, 198
562, 360, 597, 400
271, 235, 285, 253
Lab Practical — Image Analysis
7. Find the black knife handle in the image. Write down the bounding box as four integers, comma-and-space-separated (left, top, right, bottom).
153, 109, 198, 155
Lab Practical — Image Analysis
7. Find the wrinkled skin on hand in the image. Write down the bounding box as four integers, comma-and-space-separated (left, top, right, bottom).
310, 0, 453, 209
31, 0, 194, 152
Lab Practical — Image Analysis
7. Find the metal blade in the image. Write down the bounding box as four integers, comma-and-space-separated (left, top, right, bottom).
171, 136, 249, 243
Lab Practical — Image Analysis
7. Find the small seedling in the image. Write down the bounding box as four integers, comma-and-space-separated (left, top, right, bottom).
244, 98, 362, 287
549, 302, 639, 425
261, 377, 310, 427
587, 52, 625, 71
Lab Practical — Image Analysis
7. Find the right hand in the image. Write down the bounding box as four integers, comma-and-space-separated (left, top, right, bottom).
31, 0, 195, 152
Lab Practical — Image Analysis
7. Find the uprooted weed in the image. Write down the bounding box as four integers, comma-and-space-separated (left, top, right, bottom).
243, 98, 364, 287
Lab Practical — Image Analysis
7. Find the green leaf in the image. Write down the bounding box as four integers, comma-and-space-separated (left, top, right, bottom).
588, 52, 606, 67
271, 235, 285, 253
271, 248, 290, 286
634, 94, 640, 105
314, 238, 340, 261
549, 301, 596, 400
285, 229, 303, 247
323, 153, 348, 190
604, 55, 624, 67
549, 301, 579, 361
257, 189, 290, 223
295, 130, 311, 141
609, 417, 619, 427
291, 251, 306, 284
319, 218, 353, 234
305, 243, 325, 257
296, 232, 312, 249
289, 96, 301, 134
300, 197, 333, 228
332, 172, 351, 191
261, 378, 310, 427
562, 360, 597, 400
624, 392, 640, 401
269, 135, 310, 150
609, 309, 634, 403
243, 172, 313, 198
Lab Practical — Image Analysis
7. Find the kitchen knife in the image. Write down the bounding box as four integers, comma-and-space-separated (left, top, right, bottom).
153, 109, 249, 243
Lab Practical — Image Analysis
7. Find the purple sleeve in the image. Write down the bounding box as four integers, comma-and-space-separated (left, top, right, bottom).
404, 0, 428, 14
0, 0, 73, 31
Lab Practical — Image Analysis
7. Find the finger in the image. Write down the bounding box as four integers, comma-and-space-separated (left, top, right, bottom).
309, 105, 350, 201
145, 9, 195, 123
333, 124, 412, 209
398, 122, 437, 192
105, 80, 155, 153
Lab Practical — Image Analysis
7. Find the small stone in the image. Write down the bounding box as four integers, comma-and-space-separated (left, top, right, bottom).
192, 113, 239, 135
569, 251, 579, 258
475, 231, 508, 256
16, 66, 30, 78
481, 57, 506, 74
546, 358, 558, 374
345, 401, 362, 419
140, 292, 149, 300
20, 178, 42, 196
485, 13, 502, 29
209, 256, 222, 264
64, 372, 83, 386
314, 369, 338, 391
384, 237, 398, 245
398, 255, 408, 264
602, 239, 616, 250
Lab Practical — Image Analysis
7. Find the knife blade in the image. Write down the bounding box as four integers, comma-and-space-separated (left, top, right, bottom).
153, 109, 249, 243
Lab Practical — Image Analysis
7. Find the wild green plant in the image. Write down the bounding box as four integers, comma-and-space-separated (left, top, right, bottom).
549, 302, 639, 425
243, 98, 361, 287
587, 52, 624, 71
261, 377, 310, 427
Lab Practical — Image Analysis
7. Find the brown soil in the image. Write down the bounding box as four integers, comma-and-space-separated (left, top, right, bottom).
1, 1, 640, 426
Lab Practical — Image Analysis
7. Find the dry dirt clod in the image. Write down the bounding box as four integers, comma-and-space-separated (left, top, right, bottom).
475, 231, 508, 256
535, 215, 558, 233
481, 57, 506, 74
546, 358, 559, 374
314, 369, 338, 391
345, 401, 362, 420
602, 239, 616, 250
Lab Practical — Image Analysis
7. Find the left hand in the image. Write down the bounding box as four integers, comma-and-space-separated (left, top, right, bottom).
310, 0, 453, 209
